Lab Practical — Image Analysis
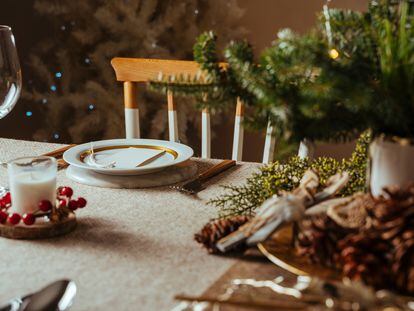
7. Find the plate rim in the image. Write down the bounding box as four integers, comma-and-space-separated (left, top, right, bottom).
63, 138, 194, 173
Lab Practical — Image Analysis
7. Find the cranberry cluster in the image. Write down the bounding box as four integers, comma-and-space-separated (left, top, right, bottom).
0, 186, 87, 226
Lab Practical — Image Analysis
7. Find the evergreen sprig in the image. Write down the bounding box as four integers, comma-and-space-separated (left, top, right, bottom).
150, 1, 414, 142
210, 132, 371, 218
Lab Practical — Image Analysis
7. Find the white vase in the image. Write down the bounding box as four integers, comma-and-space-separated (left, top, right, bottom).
370, 138, 414, 197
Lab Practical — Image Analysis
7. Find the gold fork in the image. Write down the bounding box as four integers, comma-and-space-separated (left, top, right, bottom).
171, 159, 236, 194
43, 144, 76, 170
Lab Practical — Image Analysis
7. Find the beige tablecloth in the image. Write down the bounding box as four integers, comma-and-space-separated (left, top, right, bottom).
0, 138, 260, 311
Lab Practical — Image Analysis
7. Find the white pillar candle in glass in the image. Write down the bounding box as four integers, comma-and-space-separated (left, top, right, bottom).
8, 156, 57, 214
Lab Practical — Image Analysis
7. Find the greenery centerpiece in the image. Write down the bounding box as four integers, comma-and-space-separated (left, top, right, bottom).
151, 0, 414, 198
151, 1, 414, 295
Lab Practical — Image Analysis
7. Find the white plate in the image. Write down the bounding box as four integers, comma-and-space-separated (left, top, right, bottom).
63, 139, 194, 176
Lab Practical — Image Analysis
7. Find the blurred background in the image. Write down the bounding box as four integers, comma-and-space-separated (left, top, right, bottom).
0, 0, 367, 162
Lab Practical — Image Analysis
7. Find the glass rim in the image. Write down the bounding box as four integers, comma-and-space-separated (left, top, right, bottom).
0, 25, 12, 32
8, 156, 57, 165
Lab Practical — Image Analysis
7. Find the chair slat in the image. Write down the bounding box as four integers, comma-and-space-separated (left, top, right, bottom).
201, 108, 211, 158
167, 91, 179, 142
232, 98, 244, 161
298, 139, 315, 159
262, 121, 277, 164
123, 82, 140, 138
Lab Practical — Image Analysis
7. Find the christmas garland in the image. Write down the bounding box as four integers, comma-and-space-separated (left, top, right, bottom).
209, 132, 370, 218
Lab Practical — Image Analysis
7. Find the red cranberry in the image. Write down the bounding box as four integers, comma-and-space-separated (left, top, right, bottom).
77, 197, 87, 208
8, 213, 21, 225
2, 192, 11, 205
38, 200, 53, 212
58, 199, 67, 208
0, 211, 8, 224
22, 213, 35, 226
0, 192, 11, 209
59, 187, 73, 198
68, 200, 78, 211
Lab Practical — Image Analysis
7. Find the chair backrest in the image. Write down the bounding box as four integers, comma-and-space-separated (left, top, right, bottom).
111, 57, 282, 163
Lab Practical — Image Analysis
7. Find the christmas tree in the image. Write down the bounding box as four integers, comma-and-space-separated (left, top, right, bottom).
25, 0, 245, 143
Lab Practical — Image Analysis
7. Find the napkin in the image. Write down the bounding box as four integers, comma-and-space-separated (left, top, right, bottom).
99, 147, 166, 168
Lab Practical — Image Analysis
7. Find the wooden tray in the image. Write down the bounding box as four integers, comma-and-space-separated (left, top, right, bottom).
0, 212, 77, 239
257, 224, 340, 281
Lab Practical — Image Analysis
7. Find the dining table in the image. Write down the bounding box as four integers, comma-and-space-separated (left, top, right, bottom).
0, 138, 261, 310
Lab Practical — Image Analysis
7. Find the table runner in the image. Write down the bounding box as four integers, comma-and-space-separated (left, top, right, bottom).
0, 138, 260, 310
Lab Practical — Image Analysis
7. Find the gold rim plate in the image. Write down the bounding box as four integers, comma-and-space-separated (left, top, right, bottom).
258, 225, 340, 281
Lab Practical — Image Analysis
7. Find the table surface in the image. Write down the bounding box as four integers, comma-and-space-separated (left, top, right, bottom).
0, 138, 261, 311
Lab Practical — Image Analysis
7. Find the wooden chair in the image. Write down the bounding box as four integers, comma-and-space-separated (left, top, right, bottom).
111, 57, 289, 163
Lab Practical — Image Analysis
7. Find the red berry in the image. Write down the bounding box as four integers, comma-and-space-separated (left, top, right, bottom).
38, 200, 53, 212
68, 200, 78, 210
77, 197, 87, 208
0, 192, 11, 209
8, 213, 21, 225
2, 192, 11, 204
58, 199, 67, 208
59, 187, 73, 197
22, 213, 35, 226
0, 211, 7, 224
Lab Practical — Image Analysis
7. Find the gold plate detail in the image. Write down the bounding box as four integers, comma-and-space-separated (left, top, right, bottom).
79, 144, 178, 162
258, 224, 340, 281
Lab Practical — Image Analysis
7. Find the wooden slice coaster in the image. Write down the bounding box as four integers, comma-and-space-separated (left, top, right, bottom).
0, 212, 77, 240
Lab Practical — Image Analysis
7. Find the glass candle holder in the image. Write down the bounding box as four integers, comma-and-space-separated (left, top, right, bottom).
8, 156, 57, 214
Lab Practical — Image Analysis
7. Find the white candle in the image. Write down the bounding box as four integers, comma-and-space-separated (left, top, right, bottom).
9, 173, 56, 214
8, 156, 57, 215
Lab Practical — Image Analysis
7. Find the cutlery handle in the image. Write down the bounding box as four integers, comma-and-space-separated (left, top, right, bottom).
198, 160, 236, 182
43, 144, 76, 158
57, 158, 69, 170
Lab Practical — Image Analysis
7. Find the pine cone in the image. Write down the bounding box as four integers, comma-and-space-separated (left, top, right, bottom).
336, 233, 392, 289
295, 214, 350, 267
392, 228, 414, 294
194, 216, 251, 254
366, 185, 414, 241
295, 184, 414, 294
364, 185, 414, 294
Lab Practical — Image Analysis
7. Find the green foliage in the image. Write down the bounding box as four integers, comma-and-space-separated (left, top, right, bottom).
150, 1, 414, 142
210, 132, 371, 218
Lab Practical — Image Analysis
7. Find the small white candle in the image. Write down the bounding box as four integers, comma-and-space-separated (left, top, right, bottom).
8, 157, 57, 215
10, 173, 56, 214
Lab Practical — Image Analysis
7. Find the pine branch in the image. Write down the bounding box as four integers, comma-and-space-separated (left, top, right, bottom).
210, 132, 371, 218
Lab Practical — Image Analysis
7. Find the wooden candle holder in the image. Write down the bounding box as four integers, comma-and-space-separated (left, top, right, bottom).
0, 212, 77, 240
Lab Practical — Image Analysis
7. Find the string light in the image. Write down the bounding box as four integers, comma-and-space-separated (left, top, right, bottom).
194, 9, 199, 15
50, 85, 57, 92
88, 104, 95, 111
41, 98, 48, 104
84, 58, 91, 64
329, 48, 339, 59
25, 111, 33, 117
55, 72, 62, 78
53, 133, 60, 139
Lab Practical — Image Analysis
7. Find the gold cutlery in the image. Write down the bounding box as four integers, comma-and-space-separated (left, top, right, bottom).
42, 144, 76, 158
42, 144, 76, 170
174, 294, 311, 310
171, 159, 236, 194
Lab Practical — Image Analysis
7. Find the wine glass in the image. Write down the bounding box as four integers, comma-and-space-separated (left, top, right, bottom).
0, 25, 21, 195
0, 25, 21, 119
